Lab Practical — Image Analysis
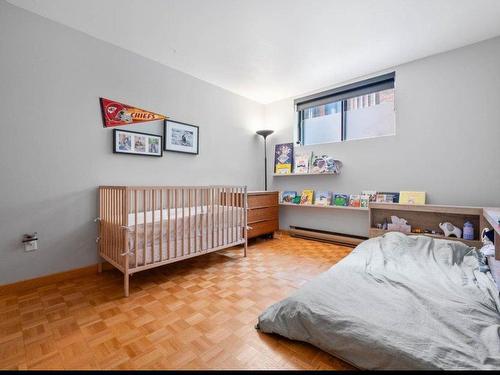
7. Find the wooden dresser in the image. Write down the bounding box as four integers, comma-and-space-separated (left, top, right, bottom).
247, 191, 279, 239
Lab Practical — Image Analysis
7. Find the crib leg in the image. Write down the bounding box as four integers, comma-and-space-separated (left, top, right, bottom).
124, 273, 129, 297
97, 261, 103, 273
244, 238, 248, 257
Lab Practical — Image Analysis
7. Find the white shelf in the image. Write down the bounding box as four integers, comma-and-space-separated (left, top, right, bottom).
279, 203, 368, 211
273, 172, 339, 177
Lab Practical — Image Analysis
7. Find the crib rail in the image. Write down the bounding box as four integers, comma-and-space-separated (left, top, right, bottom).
98, 185, 248, 296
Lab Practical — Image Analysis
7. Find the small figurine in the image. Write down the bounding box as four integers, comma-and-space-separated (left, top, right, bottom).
439, 222, 462, 238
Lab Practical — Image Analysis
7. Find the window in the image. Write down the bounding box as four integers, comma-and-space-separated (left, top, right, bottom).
295, 73, 395, 145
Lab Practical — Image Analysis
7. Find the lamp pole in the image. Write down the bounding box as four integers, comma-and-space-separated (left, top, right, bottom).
256, 130, 274, 191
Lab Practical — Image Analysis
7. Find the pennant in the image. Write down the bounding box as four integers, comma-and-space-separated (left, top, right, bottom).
100, 98, 167, 127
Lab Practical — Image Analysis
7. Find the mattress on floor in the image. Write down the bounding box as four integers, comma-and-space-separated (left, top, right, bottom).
257, 232, 500, 370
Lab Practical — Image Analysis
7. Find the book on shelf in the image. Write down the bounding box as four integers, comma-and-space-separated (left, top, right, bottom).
333, 193, 349, 206
310, 154, 342, 174
293, 150, 311, 174
376, 192, 400, 203
360, 194, 370, 208
300, 190, 314, 205
348, 194, 361, 207
361, 190, 377, 202
274, 143, 293, 174
314, 191, 332, 206
399, 191, 426, 205
280, 191, 297, 203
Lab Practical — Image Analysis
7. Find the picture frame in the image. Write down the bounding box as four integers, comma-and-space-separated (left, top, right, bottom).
163, 120, 199, 155
113, 129, 163, 157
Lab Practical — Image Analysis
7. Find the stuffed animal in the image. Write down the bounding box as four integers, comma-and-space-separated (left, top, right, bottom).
439, 222, 462, 238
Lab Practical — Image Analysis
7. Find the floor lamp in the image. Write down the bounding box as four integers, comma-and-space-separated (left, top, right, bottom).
256, 130, 274, 191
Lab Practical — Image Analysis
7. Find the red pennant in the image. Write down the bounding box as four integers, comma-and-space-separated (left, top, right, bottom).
100, 98, 167, 127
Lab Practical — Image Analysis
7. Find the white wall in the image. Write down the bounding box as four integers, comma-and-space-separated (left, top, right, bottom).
0, 1, 265, 284
265, 36, 500, 237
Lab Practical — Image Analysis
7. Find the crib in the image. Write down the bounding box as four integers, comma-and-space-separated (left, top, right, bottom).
97, 185, 248, 296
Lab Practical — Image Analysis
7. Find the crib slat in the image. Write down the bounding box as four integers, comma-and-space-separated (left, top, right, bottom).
160, 190, 163, 262
134, 190, 138, 268
188, 189, 192, 255
151, 189, 155, 265
211, 188, 215, 249
182, 189, 185, 257
143, 189, 147, 266
167, 189, 170, 260
174, 189, 178, 259
194, 189, 198, 253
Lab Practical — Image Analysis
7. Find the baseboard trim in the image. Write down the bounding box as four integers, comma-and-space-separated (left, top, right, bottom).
289, 226, 366, 247
0, 262, 113, 296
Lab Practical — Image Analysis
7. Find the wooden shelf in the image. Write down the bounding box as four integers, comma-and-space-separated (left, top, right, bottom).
273, 172, 339, 177
280, 203, 368, 211
368, 228, 483, 248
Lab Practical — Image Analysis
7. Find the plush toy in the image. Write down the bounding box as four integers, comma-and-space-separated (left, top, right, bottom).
439, 222, 462, 238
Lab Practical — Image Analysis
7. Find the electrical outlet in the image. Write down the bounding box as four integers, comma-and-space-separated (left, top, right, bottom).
23, 233, 38, 252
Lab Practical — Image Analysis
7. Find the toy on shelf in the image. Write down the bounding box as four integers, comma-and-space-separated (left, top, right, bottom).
387, 215, 411, 234
439, 222, 462, 238
463, 221, 474, 240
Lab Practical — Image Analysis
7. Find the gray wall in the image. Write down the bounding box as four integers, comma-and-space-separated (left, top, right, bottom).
0, 1, 264, 284
265, 37, 500, 237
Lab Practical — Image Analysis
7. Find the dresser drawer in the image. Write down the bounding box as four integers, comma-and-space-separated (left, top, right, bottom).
248, 206, 279, 224
248, 193, 278, 209
247, 219, 278, 239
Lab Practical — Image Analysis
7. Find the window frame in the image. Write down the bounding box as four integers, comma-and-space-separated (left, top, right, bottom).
295, 72, 395, 146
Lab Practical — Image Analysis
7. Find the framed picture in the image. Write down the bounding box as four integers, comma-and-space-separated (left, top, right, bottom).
113, 129, 162, 157
163, 120, 199, 155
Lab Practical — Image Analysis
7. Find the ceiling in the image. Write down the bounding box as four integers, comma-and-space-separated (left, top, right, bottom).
7, 0, 500, 104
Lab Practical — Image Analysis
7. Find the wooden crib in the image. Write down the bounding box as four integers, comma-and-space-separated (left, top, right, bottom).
97, 185, 248, 296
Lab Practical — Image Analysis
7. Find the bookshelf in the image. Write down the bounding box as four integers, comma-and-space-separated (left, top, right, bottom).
368, 202, 485, 248
279, 203, 368, 211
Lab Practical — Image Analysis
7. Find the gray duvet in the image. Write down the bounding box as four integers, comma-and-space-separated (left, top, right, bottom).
257, 232, 500, 370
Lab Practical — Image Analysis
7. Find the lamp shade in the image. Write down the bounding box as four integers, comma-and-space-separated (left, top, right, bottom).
256, 129, 274, 138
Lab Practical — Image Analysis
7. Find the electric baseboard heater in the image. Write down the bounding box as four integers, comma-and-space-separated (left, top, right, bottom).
289, 226, 367, 247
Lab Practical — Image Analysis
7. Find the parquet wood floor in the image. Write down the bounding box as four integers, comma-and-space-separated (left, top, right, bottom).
0, 234, 355, 370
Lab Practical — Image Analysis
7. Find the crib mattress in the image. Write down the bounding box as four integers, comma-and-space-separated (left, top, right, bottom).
126, 205, 244, 267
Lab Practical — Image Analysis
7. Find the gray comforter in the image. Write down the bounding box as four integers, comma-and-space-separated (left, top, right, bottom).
257, 232, 500, 370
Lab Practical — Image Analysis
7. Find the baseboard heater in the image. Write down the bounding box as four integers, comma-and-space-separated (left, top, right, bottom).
289, 226, 367, 247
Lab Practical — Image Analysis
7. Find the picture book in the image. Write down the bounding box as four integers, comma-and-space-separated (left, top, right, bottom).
360, 194, 370, 208
300, 190, 314, 205
361, 190, 377, 202
310, 154, 343, 174
293, 150, 311, 174
376, 192, 400, 203
399, 191, 426, 205
348, 194, 361, 207
315, 191, 332, 206
333, 193, 349, 206
292, 195, 301, 204
281, 191, 297, 203
274, 143, 293, 174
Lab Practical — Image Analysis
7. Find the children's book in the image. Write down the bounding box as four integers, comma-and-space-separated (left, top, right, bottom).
292, 195, 301, 204
280, 191, 297, 203
293, 150, 311, 174
310, 154, 328, 173
315, 191, 332, 206
399, 191, 426, 205
333, 193, 349, 206
348, 194, 361, 207
361, 190, 377, 202
274, 143, 293, 174
360, 194, 370, 208
300, 190, 314, 205
376, 192, 400, 203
